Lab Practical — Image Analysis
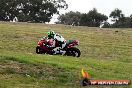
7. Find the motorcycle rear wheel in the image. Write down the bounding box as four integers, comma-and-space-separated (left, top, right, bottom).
66, 47, 81, 57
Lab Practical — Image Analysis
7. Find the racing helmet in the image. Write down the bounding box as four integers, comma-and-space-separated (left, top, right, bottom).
47, 30, 55, 38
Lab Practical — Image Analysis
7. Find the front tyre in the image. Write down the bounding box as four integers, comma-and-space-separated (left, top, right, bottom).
66, 47, 81, 57
36, 46, 43, 54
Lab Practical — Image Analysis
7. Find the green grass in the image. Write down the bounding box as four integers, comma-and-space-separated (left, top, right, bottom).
0, 22, 132, 88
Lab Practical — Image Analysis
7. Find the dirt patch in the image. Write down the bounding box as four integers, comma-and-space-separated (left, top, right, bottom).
0, 60, 63, 79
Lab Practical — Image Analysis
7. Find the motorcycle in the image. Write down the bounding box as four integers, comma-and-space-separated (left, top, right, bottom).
36, 37, 81, 57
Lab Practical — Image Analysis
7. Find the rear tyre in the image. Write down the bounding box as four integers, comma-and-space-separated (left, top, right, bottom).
66, 47, 81, 57
36, 46, 43, 54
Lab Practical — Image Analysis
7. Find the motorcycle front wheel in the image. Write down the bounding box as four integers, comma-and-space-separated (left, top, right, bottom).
36, 46, 43, 54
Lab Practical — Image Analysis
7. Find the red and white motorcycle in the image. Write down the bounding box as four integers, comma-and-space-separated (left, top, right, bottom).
36, 37, 81, 57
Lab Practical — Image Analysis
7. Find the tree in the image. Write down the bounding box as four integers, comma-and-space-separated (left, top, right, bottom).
57, 11, 81, 26
57, 8, 108, 27
80, 8, 108, 27
0, 0, 68, 23
109, 8, 132, 28
102, 22, 111, 28
110, 8, 123, 23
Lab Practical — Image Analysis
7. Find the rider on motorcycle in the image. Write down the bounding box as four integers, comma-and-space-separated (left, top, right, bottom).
47, 30, 66, 54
